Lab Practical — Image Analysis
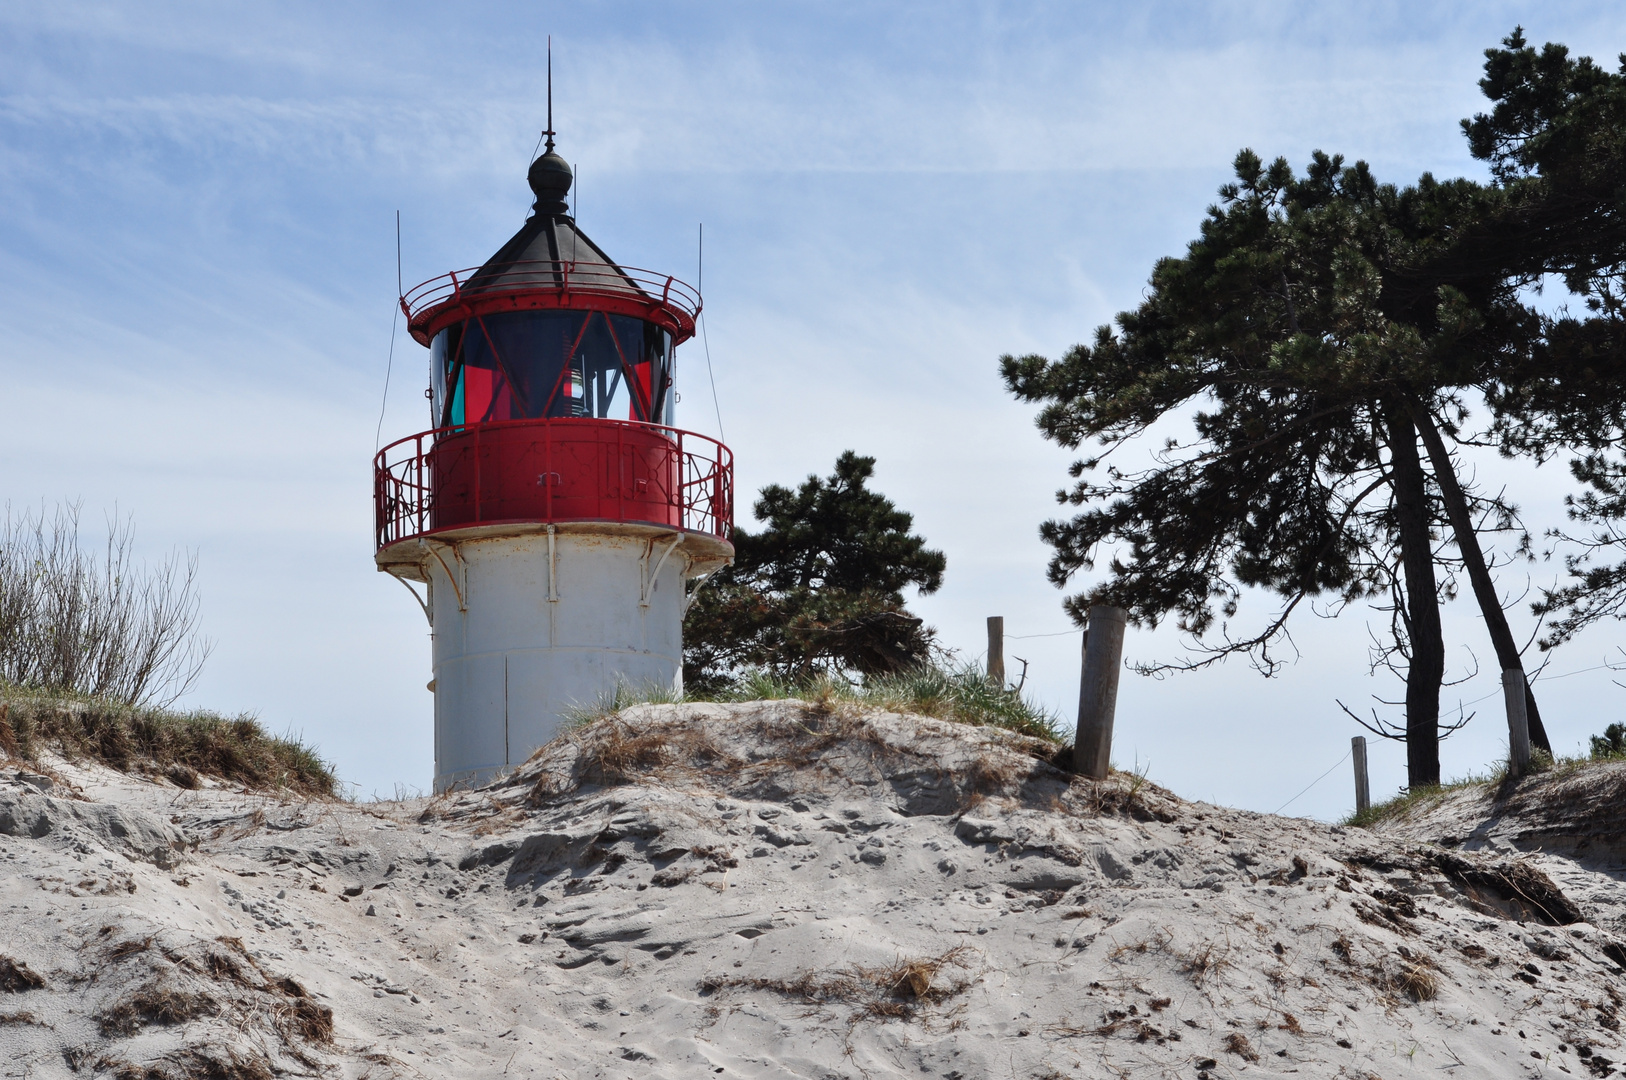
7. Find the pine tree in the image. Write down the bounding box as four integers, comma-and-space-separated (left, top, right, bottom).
683, 452, 946, 691
1456, 31, 1626, 648
1002, 127, 1560, 787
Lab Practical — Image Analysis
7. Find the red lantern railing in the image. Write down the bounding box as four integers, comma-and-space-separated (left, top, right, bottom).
374, 418, 732, 552
401, 260, 702, 345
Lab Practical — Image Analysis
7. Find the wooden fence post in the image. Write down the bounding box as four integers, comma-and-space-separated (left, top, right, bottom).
1351, 736, 1370, 815
986, 616, 1005, 688
1073, 606, 1127, 780
1503, 669, 1532, 779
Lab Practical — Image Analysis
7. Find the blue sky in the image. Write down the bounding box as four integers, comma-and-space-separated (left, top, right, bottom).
4, 1, 1626, 815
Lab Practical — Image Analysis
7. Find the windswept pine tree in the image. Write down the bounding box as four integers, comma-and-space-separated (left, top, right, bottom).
993, 29, 1626, 786
1455, 32, 1626, 650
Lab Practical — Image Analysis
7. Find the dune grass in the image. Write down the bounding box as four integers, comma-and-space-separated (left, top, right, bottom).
568, 664, 1065, 744
1341, 747, 1600, 828
1344, 776, 1498, 829
0, 686, 336, 797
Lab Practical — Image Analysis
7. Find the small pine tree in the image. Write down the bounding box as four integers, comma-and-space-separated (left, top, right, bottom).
1590, 723, 1626, 760
683, 452, 945, 691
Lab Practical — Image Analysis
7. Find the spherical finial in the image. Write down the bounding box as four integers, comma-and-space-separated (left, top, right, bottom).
528, 151, 573, 217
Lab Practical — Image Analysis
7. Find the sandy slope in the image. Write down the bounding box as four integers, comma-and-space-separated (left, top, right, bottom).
1, 701, 1623, 1079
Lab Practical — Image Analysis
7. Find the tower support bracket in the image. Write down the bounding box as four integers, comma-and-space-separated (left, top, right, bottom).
641, 533, 683, 607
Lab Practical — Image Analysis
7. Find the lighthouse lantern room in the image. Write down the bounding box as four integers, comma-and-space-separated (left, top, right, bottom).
374, 133, 733, 793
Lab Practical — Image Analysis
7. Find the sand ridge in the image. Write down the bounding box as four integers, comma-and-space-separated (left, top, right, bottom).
0, 701, 1623, 1078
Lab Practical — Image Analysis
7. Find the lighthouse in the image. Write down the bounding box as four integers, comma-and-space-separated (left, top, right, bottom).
374, 130, 734, 793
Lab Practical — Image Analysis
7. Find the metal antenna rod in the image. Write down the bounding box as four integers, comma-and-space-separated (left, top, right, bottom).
544, 36, 555, 153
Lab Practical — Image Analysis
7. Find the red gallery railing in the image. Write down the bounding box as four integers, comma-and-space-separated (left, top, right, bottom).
374, 418, 733, 552
402, 260, 702, 345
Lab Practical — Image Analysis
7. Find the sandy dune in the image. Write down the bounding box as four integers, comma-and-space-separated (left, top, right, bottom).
1, 701, 1623, 1079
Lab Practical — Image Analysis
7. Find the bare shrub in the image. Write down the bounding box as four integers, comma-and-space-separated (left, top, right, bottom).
0, 502, 211, 707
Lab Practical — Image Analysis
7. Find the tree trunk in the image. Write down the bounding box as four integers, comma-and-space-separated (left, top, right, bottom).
1385, 405, 1445, 788
1407, 400, 1553, 753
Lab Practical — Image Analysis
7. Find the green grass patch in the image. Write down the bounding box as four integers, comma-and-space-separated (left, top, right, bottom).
0, 686, 336, 797
566, 664, 1065, 743
1342, 748, 1593, 828
1344, 776, 1494, 829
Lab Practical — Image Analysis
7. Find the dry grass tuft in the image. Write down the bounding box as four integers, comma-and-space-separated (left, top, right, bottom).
1073, 768, 1178, 822
197, 938, 331, 1046
105, 936, 155, 963
531, 706, 907, 805
574, 666, 1065, 743
529, 716, 745, 801
702, 946, 977, 1025
96, 1047, 276, 1080
97, 982, 220, 1036
87, 937, 333, 1070
1431, 851, 1582, 926
522, 702, 1096, 824
0, 1009, 40, 1025
0, 956, 45, 992
582, 719, 726, 785
0, 703, 17, 760
275, 997, 335, 1045
1392, 962, 1440, 1002
206, 948, 250, 986
0, 691, 335, 796
167, 763, 201, 789
1180, 940, 1230, 988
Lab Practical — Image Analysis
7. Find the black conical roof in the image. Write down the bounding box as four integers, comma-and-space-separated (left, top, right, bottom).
461, 150, 646, 301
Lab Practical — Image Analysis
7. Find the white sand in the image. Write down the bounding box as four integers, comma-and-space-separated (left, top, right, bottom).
1, 701, 1623, 1079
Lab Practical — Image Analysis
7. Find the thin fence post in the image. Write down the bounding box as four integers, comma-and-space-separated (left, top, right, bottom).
1073, 606, 1127, 780
1351, 736, 1370, 815
986, 616, 1004, 688
1503, 668, 1532, 779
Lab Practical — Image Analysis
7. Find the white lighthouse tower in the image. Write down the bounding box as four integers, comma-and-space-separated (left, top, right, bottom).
374, 129, 733, 793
